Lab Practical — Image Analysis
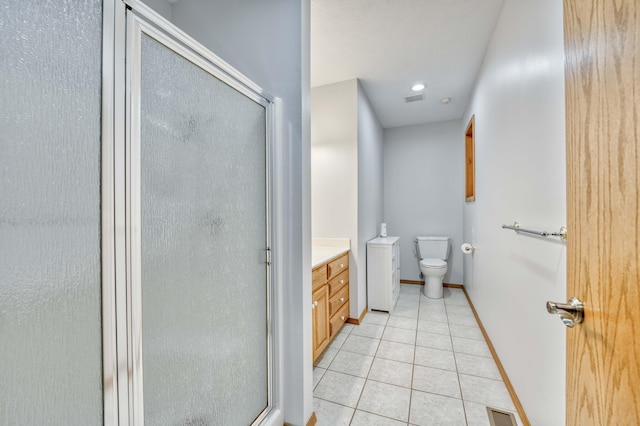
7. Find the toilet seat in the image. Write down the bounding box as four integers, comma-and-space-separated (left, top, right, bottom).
420, 258, 446, 269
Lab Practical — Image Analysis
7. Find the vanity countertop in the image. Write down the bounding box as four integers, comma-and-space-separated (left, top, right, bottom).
311, 238, 350, 269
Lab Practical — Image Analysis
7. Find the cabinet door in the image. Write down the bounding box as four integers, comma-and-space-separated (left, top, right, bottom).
312, 285, 330, 361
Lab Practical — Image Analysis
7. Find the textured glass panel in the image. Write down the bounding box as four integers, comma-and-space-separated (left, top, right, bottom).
0, 0, 103, 424
140, 35, 268, 425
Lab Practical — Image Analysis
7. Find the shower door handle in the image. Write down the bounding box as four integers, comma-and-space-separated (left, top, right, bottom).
546, 297, 584, 328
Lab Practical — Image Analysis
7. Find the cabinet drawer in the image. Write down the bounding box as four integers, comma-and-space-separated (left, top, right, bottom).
327, 253, 349, 280
329, 284, 349, 316
312, 265, 327, 291
330, 302, 349, 337
328, 269, 349, 296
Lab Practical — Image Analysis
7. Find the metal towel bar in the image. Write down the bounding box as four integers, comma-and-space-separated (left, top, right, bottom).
502, 221, 567, 243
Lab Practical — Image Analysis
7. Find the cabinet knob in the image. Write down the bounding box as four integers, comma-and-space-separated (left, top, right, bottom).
340, 316, 345, 321
340, 279, 345, 284
339, 263, 344, 268
340, 297, 345, 302
314, 301, 318, 307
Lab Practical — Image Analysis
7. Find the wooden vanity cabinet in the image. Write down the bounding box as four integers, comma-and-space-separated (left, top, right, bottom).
312, 251, 350, 362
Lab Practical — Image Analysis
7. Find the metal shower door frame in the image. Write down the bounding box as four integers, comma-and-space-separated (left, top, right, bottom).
101, 1, 282, 424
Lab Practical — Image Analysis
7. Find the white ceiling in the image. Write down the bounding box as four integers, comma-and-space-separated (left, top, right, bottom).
311, 0, 505, 129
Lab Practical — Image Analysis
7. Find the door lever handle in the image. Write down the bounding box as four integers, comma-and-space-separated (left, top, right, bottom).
546, 296, 584, 328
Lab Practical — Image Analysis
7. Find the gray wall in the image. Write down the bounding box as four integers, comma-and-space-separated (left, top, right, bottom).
356, 81, 384, 313
311, 80, 360, 317
167, 1, 311, 424
311, 80, 358, 239
383, 120, 464, 284
462, 0, 566, 423
144, 0, 172, 20
311, 79, 384, 319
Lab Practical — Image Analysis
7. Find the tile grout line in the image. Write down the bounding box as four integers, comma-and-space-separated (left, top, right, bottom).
337, 323, 362, 422
409, 289, 431, 424
359, 310, 419, 425
407, 295, 420, 426
349, 314, 385, 424
443, 291, 470, 426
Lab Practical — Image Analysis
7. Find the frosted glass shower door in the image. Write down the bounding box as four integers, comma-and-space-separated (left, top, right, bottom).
127, 15, 274, 426
0, 0, 104, 424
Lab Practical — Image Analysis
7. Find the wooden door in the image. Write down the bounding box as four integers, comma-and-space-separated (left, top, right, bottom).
564, 0, 639, 424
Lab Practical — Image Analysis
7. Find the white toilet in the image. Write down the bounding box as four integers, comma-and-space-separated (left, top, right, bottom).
416, 236, 450, 299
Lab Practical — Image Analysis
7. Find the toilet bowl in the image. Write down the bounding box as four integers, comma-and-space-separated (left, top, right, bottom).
419, 258, 448, 299
415, 236, 450, 299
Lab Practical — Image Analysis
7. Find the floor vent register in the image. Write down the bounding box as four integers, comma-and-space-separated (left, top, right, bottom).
486, 406, 518, 426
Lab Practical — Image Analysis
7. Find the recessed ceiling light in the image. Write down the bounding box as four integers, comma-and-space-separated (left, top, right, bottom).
440, 97, 451, 104
411, 83, 425, 92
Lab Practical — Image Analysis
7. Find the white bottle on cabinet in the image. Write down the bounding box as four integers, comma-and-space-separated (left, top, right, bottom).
366, 236, 400, 312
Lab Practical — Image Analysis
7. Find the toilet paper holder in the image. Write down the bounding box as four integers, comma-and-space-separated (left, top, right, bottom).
461, 243, 475, 254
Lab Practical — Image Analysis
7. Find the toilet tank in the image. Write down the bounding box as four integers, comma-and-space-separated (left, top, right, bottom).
416, 236, 450, 260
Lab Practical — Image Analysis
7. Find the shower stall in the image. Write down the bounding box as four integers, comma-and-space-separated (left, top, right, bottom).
0, 1, 281, 424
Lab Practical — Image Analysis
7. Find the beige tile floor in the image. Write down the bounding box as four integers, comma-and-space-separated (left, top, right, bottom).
313, 284, 523, 426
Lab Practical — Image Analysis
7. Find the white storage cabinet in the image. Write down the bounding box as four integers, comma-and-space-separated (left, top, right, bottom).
366, 237, 400, 312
